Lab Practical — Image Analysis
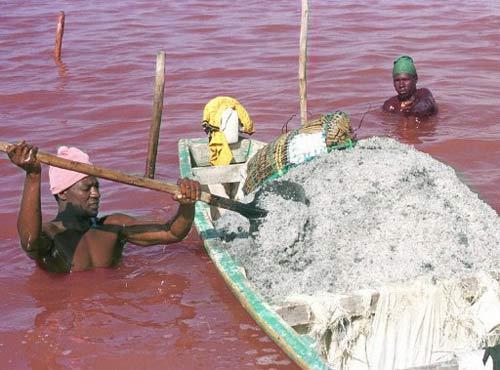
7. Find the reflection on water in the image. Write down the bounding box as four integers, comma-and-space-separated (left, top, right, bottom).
6, 247, 290, 369
22, 268, 194, 369
55, 60, 69, 91
391, 118, 438, 145
384, 113, 438, 145
348, 109, 438, 145
0, 0, 498, 368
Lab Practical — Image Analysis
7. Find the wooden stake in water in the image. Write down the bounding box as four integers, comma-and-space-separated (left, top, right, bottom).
299, 0, 309, 126
54, 11, 65, 61
145, 51, 166, 178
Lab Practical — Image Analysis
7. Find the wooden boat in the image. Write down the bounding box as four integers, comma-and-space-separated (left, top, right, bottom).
178, 137, 500, 370
179, 137, 330, 370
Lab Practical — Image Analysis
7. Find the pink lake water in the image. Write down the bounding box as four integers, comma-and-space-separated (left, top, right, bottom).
0, 1, 499, 369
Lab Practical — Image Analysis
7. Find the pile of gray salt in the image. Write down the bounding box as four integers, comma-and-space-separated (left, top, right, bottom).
215, 137, 499, 304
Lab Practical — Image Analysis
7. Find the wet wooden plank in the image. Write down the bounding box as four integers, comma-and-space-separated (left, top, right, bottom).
191, 163, 245, 184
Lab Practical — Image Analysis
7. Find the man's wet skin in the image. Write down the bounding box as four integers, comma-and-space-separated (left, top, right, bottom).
7, 141, 201, 273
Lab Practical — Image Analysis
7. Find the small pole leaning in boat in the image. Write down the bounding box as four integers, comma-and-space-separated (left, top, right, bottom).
54, 11, 65, 62
299, 0, 309, 126
145, 51, 166, 178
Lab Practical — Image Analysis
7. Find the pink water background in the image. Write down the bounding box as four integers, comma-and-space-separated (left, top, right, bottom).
1, 1, 499, 368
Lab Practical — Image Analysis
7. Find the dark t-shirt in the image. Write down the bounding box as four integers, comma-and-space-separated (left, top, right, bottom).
382, 88, 438, 118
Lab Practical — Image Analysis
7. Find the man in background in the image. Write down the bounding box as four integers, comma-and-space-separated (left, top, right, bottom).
383, 55, 437, 118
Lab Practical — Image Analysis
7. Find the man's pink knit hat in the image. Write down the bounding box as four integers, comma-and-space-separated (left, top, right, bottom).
49, 146, 92, 194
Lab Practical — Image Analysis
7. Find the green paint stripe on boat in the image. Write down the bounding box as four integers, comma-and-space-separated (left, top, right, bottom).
178, 139, 330, 370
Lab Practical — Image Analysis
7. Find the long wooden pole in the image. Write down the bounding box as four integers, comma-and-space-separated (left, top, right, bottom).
54, 11, 65, 61
0, 141, 266, 219
299, 0, 309, 126
145, 51, 166, 178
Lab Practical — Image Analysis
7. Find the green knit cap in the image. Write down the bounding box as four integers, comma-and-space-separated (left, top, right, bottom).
393, 55, 417, 76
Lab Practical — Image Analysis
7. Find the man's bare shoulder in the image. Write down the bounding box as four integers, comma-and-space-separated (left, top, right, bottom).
417, 87, 434, 97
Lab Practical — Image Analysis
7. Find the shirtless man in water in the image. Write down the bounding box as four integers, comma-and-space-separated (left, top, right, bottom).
383, 55, 438, 118
7, 141, 201, 273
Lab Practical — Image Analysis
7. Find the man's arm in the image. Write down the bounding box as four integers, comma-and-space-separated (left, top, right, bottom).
103, 178, 200, 246
7, 142, 51, 257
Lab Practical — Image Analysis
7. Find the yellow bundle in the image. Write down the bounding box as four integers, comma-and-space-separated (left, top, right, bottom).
202, 96, 254, 166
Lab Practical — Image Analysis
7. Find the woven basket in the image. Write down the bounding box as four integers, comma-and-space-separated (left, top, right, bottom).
243, 111, 353, 194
